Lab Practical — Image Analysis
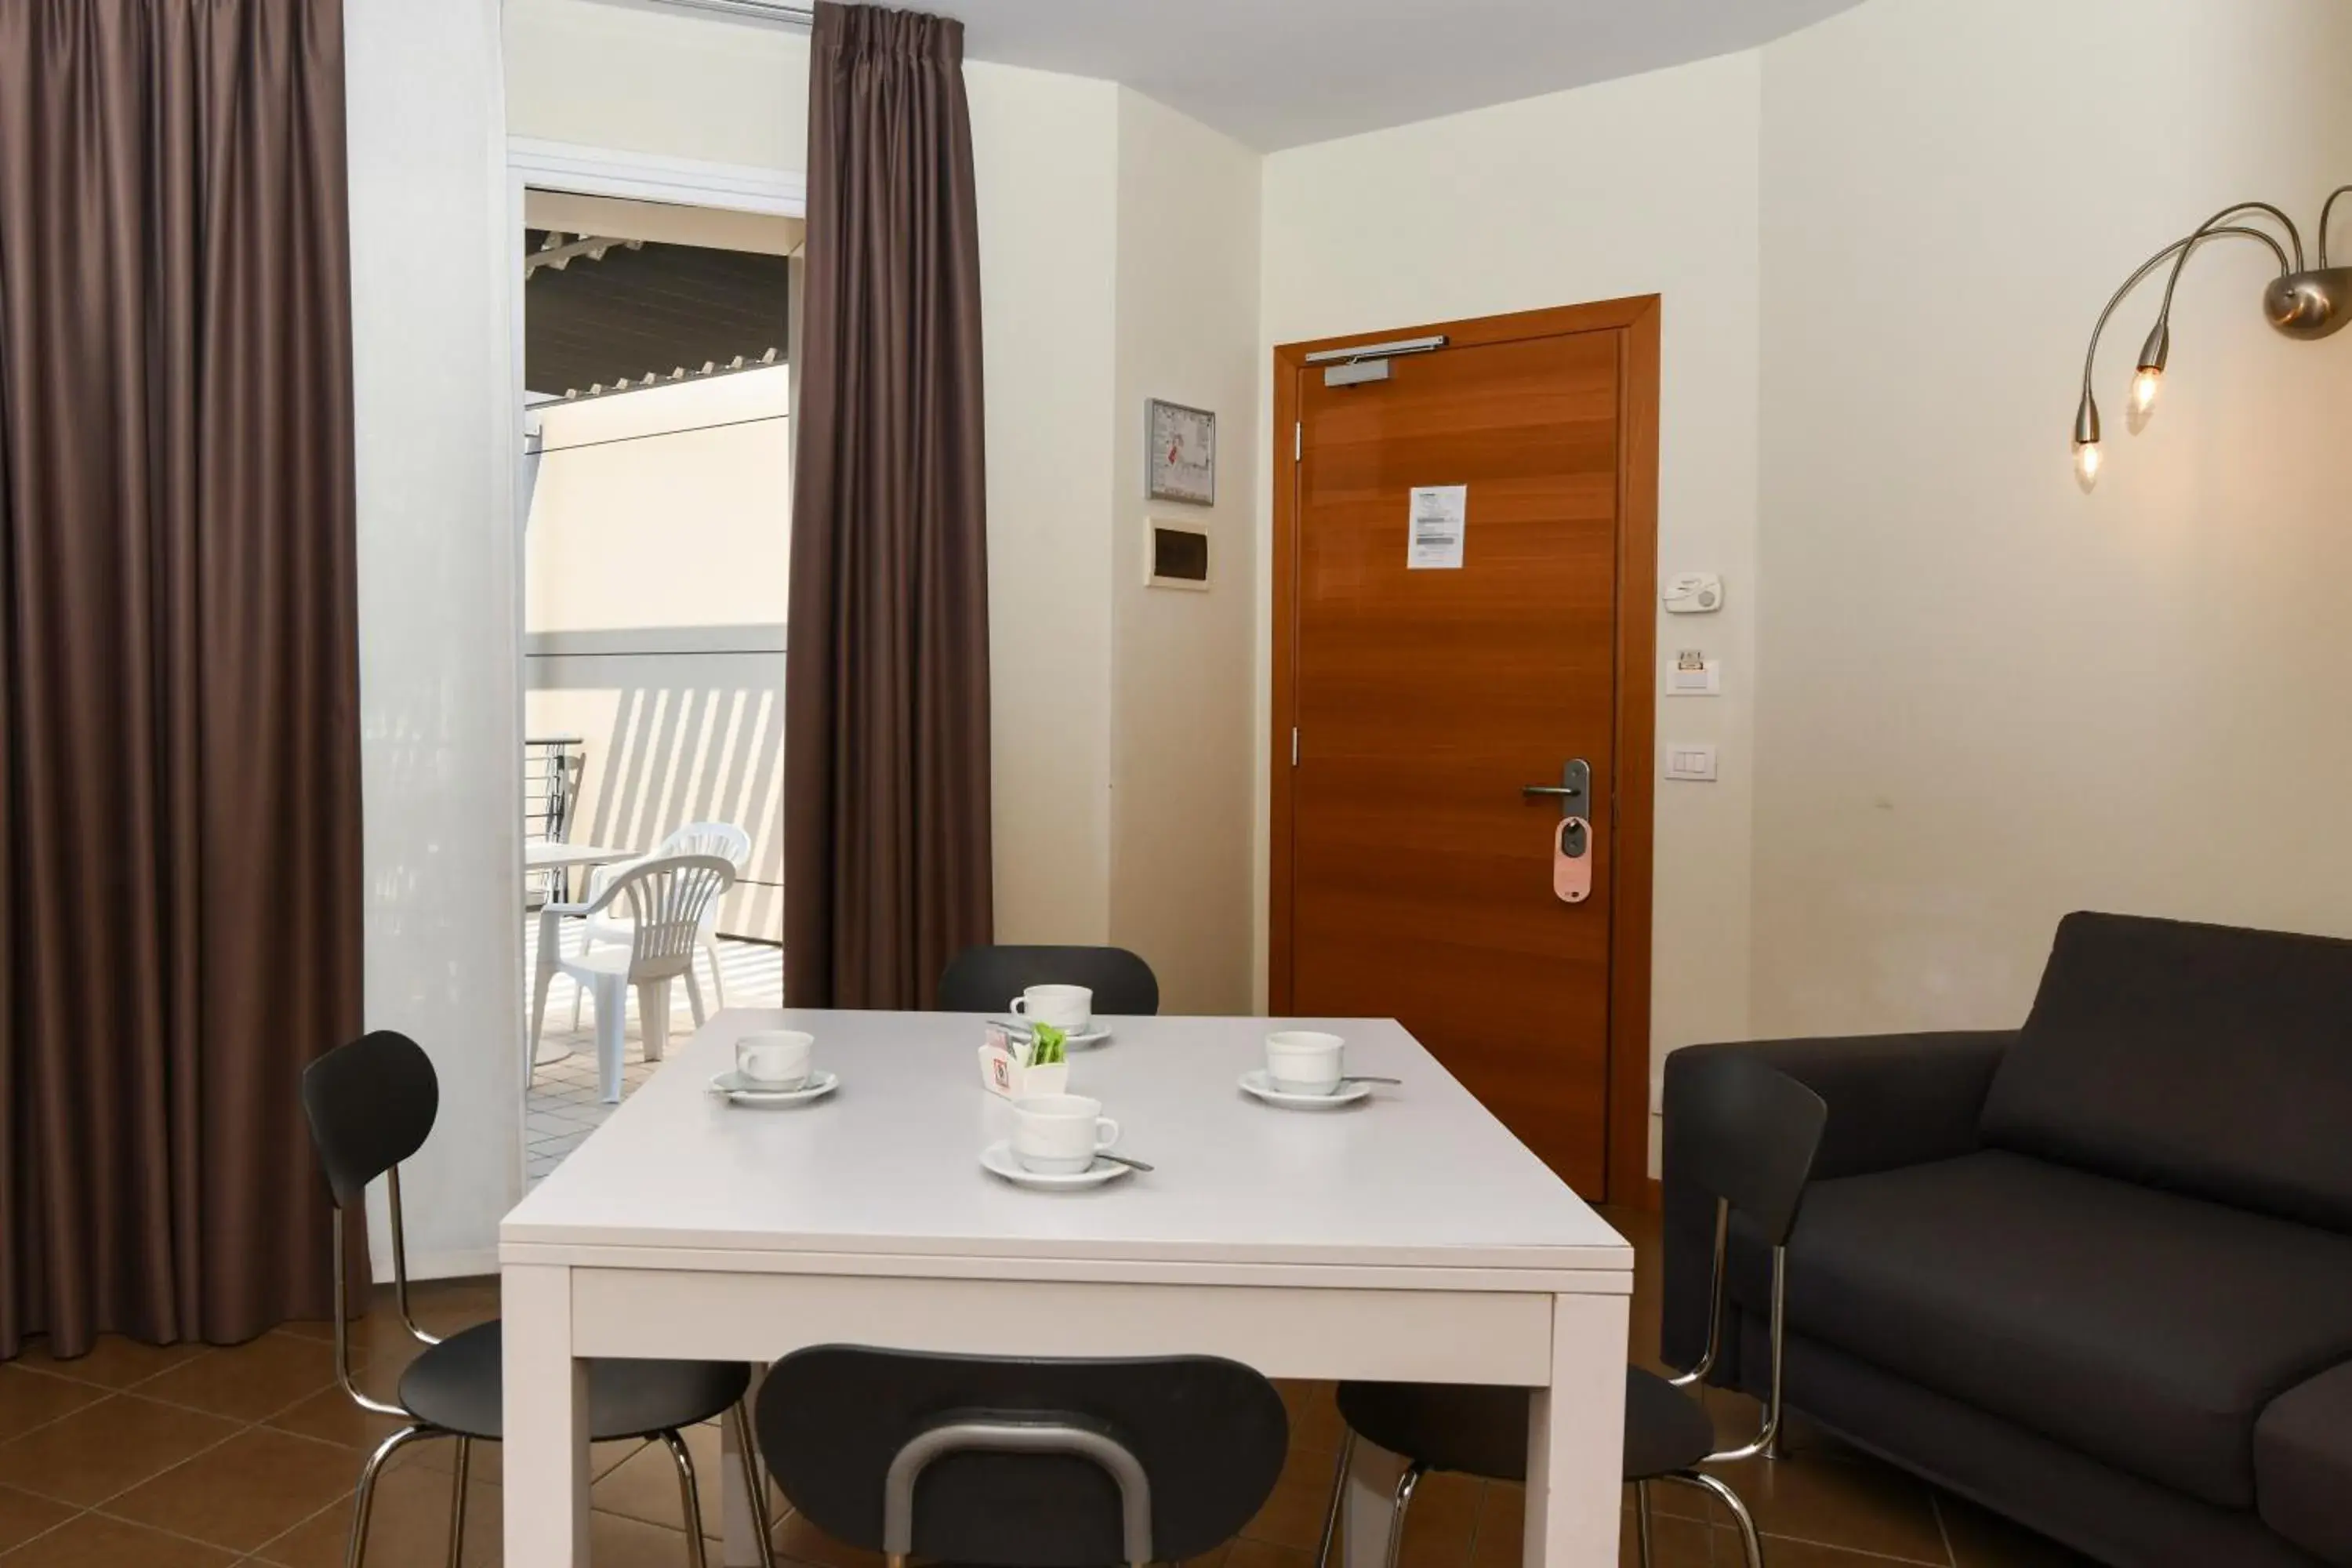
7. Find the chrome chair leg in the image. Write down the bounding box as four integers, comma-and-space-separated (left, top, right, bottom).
662, 1428, 713, 1568
1382, 1464, 1425, 1568
1633, 1479, 1655, 1568
1665, 1470, 1762, 1568
1312, 1430, 1356, 1568
345, 1425, 435, 1568
728, 1401, 779, 1568
446, 1436, 472, 1568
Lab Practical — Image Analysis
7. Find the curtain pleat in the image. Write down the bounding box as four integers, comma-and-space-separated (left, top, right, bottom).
0, 0, 362, 1356
786, 1, 993, 1008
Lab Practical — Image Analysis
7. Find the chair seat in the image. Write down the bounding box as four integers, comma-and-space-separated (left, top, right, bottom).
559, 948, 633, 979
398, 1320, 750, 1441
1335, 1369, 1714, 1485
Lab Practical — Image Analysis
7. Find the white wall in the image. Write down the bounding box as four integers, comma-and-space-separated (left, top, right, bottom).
1107, 89, 1264, 1013
1750, 0, 2352, 1035
1258, 54, 1766, 1089
964, 64, 1125, 946
504, 0, 808, 169
524, 371, 792, 940
346, 0, 520, 1276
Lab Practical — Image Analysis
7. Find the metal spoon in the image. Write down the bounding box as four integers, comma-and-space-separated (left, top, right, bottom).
1095, 1151, 1156, 1173
1340, 1075, 1403, 1087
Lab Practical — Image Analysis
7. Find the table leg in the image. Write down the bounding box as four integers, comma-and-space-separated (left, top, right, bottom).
1341, 1435, 1410, 1568
503, 1262, 590, 1568
1525, 1291, 1628, 1567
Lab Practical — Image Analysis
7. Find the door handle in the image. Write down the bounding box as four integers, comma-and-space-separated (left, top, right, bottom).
1520, 759, 1591, 820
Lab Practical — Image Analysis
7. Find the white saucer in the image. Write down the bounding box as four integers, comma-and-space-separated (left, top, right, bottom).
978, 1140, 1131, 1189
708, 1069, 839, 1107
1238, 1069, 1371, 1111
1062, 1029, 1112, 1050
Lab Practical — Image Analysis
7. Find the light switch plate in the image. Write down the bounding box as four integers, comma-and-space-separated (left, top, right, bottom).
1664, 745, 1718, 782
1665, 652, 1720, 696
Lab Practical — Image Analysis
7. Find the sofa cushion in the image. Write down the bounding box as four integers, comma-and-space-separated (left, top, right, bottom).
2257, 1360, 2352, 1566
1766, 1149, 2352, 1508
1980, 911, 2352, 1232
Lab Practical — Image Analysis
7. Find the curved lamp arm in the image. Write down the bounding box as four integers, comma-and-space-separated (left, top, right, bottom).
2148, 202, 2302, 350
2075, 224, 2290, 445
2322, 186, 2352, 268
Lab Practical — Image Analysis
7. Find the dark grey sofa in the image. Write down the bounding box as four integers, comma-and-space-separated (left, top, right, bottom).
1664, 912, 2352, 1568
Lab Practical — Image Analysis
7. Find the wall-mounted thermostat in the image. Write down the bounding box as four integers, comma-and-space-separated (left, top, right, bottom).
1145, 520, 1211, 590
1663, 572, 1724, 614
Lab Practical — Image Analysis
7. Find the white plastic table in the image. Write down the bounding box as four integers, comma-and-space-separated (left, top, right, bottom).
499, 1009, 1633, 1567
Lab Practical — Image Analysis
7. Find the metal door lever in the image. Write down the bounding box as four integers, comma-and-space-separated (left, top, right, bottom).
1521, 759, 1592, 820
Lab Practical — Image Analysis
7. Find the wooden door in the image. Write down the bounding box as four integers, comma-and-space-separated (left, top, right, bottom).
1271, 299, 1658, 1201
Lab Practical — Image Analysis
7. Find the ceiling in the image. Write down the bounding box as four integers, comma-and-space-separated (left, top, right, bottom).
942, 0, 1871, 150
524, 230, 789, 397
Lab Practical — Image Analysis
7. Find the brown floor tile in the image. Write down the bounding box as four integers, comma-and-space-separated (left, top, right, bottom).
261, 1382, 414, 1452
1227, 1541, 1317, 1568
103, 1425, 361, 1552
250, 1465, 501, 1568
773, 1505, 884, 1568
1394, 1471, 1484, 1568
1469, 1480, 1522, 1568
1617, 1510, 1715, 1568
1278, 1379, 1345, 1457
0, 1393, 238, 1508
1648, 1452, 1948, 1565
0, 1367, 109, 1443
0, 1482, 78, 1553
9, 1334, 212, 1391
405, 1431, 647, 1489
593, 1423, 724, 1537
1183, 1546, 1234, 1568
587, 1508, 703, 1567
0, 1508, 240, 1567
127, 1330, 343, 1423
1938, 1495, 2097, 1567
1243, 1440, 1349, 1552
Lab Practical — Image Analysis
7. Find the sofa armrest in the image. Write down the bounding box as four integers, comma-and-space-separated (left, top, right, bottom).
1658, 1031, 2013, 1376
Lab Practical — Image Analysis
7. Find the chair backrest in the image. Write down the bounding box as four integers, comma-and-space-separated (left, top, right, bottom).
756, 1346, 1286, 1568
609, 852, 736, 981
657, 819, 752, 869
1663, 1052, 1828, 1247
301, 1030, 439, 1209
937, 946, 1161, 1016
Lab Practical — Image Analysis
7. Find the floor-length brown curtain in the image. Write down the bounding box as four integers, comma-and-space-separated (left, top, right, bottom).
787, 1, 993, 1008
0, 0, 361, 1356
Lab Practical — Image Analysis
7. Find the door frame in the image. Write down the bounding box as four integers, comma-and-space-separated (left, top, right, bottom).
1268, 295, 1661, 1206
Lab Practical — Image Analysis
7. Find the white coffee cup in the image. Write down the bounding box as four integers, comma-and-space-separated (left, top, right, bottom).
1010, 1093, 1120, 1174
1010, 984, 1092, 1033
736, 1030, 813, 1090
1265, 1030, 1345, 1096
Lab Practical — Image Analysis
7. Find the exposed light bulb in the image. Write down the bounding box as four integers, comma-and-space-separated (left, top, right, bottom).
2073, 440, 2103, 486
2130, 367, 2163, 417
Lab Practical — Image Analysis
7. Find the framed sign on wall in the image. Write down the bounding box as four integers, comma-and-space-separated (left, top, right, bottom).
1145, 398, 1217, 505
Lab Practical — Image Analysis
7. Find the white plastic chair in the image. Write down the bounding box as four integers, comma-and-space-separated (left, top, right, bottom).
571, 822, 752, 1032
530, 853, 736, 1103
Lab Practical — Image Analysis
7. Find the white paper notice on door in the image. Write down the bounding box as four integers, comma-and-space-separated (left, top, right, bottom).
1407, 485, 1467, 569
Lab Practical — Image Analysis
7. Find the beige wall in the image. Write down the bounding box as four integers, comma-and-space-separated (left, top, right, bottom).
522, 370, 792, 941
1108, 89, 1265, 1013
1258, 53, 1766, 1091
1750, 0, 2352, 1036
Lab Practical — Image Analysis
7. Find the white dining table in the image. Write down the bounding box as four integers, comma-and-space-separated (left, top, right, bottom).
499, 1008, 1634, 1567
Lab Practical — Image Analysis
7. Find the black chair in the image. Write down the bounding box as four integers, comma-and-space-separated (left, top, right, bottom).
755, 1345, 1287, 1568
1318, 1055, 1828, 1568
301, 1030, 778, 1568
937, 945, 1162, 1016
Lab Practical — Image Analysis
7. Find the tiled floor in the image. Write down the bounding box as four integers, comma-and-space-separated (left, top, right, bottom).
524, 919, 784, 1185
0, 1212, 2092, 1568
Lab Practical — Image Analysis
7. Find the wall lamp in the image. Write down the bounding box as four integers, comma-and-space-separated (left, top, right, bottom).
2072, 189, 2350, 486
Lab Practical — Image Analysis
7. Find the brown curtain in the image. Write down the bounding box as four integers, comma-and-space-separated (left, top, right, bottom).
787, 2, 993, 1009
0, 0, 361, 1356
